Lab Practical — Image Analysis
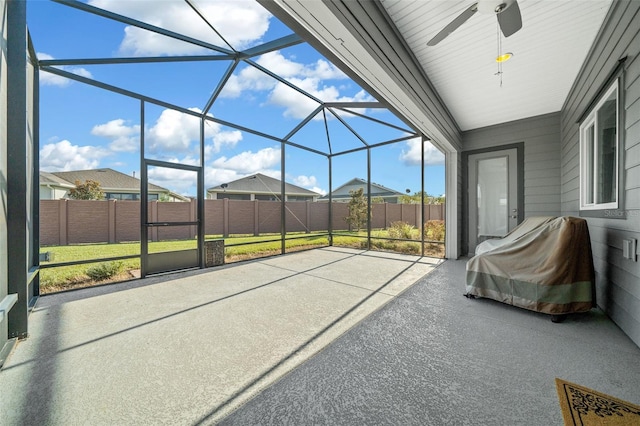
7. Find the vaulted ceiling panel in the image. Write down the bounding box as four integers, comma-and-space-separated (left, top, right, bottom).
381, 0, 613, 131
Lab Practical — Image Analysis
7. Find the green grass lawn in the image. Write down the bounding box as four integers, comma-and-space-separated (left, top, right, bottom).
39, 233, 330, 292
39, 229, 443, 293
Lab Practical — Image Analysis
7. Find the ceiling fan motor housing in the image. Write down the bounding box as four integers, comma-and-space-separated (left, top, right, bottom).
477, 0, 515, 14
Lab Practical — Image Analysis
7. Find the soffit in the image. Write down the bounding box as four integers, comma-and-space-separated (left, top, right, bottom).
379, 0, 613, 131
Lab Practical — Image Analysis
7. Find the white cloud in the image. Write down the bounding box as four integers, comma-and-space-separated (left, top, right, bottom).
40, 140, 110, 171
91, 119, 140, 152
146, 108, 201, 153
399, 139, 445, 166
203, 145, 283, 188
88, 108, 243, 158
293, 175, 317, 188
212, 147, 280, 174
89, 0, 271, 55
310, 187, 327, 196
220, 59, 280, 99
38, 52, 93, 87
292, 175, 326, 195
147, 163, 198, 195
205, 168, 283, 191
211, 127, 243, 153
205, 168, 244, 188
219, 51, 366, 119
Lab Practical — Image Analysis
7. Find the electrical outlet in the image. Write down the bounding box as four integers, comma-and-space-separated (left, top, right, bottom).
622, 238, 637, 261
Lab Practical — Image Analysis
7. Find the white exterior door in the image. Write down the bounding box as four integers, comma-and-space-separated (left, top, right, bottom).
468, 148, 519, 255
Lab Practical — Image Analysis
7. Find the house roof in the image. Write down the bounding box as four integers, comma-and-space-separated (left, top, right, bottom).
208, 173, 320, 197
320, 178, 404, 199
40, 171, 75, 188
45, 168, 167, 192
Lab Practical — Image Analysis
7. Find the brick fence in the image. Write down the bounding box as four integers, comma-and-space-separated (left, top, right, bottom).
40, 199, 445, 246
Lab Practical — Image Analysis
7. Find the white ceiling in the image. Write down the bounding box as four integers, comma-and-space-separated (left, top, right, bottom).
380, 0, 612, 131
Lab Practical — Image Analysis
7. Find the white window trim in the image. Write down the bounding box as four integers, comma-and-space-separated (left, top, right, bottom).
579, 79, 619, 211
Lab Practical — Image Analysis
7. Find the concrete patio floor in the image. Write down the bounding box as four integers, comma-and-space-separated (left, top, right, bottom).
0, 247, 441, 425
223, 258, 640, 425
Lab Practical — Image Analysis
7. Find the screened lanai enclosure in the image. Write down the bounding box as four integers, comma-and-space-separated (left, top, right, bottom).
29, 0, 445, 292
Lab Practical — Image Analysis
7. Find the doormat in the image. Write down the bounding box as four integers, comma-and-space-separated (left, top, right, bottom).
555, 378, 640, 425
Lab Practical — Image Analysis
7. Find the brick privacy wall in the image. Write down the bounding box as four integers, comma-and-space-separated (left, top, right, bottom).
257, 202, 280, 234
156, 201, 195, 241
284, 202, 307, 233
40, 200, 60, 246
115, 201, 139, 242
205, 200, 224, 235
308, 201, 329, 232
371, 204, 386, 229
67, 200, 109, 244
332, 203, 350, 231
39, 199, 444, 246
228, 200, 256, 235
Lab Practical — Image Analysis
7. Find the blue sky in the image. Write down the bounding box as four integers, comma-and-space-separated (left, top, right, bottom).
29, 0, 445, 197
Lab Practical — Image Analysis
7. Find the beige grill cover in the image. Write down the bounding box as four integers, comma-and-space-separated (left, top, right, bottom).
465, 216, 595, 315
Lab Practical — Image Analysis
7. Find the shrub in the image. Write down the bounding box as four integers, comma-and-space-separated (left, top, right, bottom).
388, 221, 415, 240
86, 261, 124, 281
424, 220, 445, 242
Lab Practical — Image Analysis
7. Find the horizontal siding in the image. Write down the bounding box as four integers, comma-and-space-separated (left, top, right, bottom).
560, 0, 640, 348
457, 153, 463, 258
627, 145, 640, 174
461, 113, 562, 253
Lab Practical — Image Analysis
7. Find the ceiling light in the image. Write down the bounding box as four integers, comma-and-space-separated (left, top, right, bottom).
496, 52, 513, 63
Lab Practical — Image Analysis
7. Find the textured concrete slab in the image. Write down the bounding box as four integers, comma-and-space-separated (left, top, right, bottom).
220, 259, 640, 425
0, 248, 439, 425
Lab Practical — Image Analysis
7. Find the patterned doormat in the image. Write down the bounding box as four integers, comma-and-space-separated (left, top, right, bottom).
555, 378, 640, 425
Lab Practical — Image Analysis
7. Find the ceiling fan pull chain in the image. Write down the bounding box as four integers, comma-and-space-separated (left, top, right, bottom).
495, 21, 504, 87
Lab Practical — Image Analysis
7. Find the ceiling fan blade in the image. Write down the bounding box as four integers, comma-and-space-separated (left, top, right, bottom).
427, 3, 478, 46
497, 0, 522, 37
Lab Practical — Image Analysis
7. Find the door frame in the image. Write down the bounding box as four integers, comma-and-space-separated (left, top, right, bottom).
140, 159, 204, 277
462, 143, 524, 256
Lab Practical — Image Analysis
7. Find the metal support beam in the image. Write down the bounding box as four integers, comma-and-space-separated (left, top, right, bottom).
366, 149, 372, 250
40, 54, 235, 66
281, 141, 286, 254
140, 101, 148, 278
30, 33, 41, 305
328, 156, 333, 246
421, 136, 426, 257
7, 0, 29, 339
198, 117, 206, 268
240, 33, 304, 59
53, 0, 233, 55
203, 60, 239, 115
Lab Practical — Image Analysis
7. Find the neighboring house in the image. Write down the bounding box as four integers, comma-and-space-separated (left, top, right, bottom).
40, 171, 74, 200
39, 168, 189, 201
207, 173, 320, 202
320, 178, 405, 203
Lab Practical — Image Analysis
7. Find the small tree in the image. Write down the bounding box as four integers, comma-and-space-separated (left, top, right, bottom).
345, 187, 369, 232
69, 179, 105, 200
400, 191, 445, 205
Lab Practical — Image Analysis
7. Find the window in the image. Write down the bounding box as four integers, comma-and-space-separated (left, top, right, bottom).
106, 192, 159, 201
580, 80, 618, 210
255, 194, 279, 201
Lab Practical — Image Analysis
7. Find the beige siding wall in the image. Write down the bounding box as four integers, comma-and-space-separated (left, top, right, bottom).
560, 0, 640, 346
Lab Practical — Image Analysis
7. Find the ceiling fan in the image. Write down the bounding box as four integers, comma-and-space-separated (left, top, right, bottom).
427, 0, 522, 46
